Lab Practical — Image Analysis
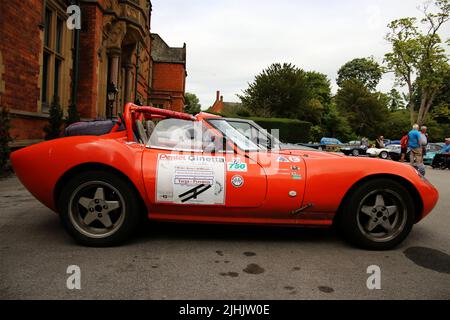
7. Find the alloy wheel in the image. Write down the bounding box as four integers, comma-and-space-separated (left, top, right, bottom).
356, 190, 407, 242
68, 181, 125, 239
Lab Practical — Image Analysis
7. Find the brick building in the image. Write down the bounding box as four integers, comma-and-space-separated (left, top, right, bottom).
0, 0, 187, 146
209, 90, 243, 116
210, 91, 225, 114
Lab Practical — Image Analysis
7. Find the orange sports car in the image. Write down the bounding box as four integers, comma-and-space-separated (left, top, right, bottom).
11, 103, 439, 249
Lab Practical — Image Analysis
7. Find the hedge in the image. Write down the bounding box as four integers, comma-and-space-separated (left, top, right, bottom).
203, 111, 312, 143
245, 117, 312, 143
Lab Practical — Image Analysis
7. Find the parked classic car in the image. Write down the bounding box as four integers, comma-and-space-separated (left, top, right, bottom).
432, 153, 450, 169
423, 144, 444, 165
388, 144, 406, 162
298, 138, 344, 152
340, 141, 368, 157
11, 103, 439, 250
366, 146, 391, 159
389, 143, 442, 164
386, 140, 399, 146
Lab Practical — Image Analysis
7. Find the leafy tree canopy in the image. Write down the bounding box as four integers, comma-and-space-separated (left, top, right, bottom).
337, 57, 383, 91
335, 80, 389, 138
238, 63, 332, 124
384, 0, 450, 125
184, 92, 202, 115
387, 89, 406, 112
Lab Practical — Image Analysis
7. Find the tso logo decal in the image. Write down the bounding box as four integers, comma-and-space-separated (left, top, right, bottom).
228, 162, 247, 172
231, 175, 244, 188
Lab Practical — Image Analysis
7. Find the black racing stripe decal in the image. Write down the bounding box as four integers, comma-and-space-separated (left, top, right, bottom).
179, 184, 212, 203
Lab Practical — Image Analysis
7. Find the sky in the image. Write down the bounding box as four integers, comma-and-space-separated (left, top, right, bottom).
151, 0, 450, 109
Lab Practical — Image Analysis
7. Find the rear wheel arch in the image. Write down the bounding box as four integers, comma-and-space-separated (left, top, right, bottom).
333, 174, 423, 226
54, 163, 148, 215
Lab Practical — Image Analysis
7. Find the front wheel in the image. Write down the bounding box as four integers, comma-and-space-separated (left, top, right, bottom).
380, 151, 389, 159
339, 179, 415, 250
352, 149, 360, 157
58, 171, 143, 247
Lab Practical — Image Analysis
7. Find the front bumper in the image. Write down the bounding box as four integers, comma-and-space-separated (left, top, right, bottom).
418, 178, 439, 221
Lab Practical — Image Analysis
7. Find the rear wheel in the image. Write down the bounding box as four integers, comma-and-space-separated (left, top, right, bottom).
339, 179, 415, 250
352, 149, 360, 157
58, 171, 142, 247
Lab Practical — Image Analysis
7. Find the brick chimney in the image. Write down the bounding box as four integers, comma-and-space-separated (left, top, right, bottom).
210, 90, 225, 114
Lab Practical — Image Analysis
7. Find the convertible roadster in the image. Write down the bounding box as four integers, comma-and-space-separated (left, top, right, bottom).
11, 103, 439, 249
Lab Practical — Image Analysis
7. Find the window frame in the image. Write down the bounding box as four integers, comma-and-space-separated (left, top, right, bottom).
40, 2, 68, 112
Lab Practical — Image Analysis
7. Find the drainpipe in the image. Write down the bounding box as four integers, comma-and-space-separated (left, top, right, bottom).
71, 0, 80, 109
134, 42, 140, 104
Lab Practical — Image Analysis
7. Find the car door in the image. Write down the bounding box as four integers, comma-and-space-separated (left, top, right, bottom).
141, 118, 267, 221
207, 118, 306, 224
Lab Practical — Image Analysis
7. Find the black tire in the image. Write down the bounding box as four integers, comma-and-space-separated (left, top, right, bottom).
352, 149, 360, 157
58, 171, 143, 247
339, 178, 415, 250
380, 151, 388, 159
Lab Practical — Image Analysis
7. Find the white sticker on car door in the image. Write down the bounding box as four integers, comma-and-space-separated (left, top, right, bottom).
156, 154, 226, 205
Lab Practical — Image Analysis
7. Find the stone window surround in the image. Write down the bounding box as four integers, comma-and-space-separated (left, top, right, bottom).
39, 0, 73, 114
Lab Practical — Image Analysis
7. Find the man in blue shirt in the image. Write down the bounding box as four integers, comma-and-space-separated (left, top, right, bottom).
408, 124, 424, 172
442, 138, 450, 153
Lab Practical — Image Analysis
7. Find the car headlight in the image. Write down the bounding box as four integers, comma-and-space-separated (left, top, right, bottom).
411, 164, 428, 181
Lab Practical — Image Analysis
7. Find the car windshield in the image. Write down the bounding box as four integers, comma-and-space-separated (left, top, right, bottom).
386, 144, 400, 151
428, 144, 442, 152
321, 138, 342, 145
216, 119, 282, 150
207, 119, 261, 151
216, 118, 319, 151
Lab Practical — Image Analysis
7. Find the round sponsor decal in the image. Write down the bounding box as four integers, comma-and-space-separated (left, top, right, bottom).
231, 175, 244, 188
277, 156, 289, 162
288, 156, 301, 163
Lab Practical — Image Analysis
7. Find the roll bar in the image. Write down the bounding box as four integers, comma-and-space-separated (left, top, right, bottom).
113, 102, 196, 142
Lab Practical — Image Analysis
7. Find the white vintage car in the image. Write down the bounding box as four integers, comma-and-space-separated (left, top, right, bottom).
366, 147, 390, 159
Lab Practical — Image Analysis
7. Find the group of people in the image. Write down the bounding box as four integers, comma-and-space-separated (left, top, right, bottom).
403, 125, 428, 174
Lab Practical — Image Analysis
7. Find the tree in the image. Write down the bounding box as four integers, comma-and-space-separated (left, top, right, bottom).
335, 80, 389, 138
387, 89, 406, 111
321, 103, 353, 141
239, 63, 333, 125
184, 92, 201, 115
303, 71, 333, 124
427, 73, 450, 141
305, 71, 332, 105
238, 63, 311, 119
384, 110, 411, 139
384, 0, 450, 126
336, 57, 383, 91
428, 72, 450, 124
44, 96, 64, 140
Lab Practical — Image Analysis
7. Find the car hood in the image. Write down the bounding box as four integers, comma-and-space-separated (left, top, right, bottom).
277, 149, 345, 159
424, 152, 438, 158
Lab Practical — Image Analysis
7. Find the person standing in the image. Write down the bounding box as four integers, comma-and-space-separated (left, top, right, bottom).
420, 126, 429, 156
361, 137, 369, 148
375, 136, 385, 148
408, 124, 425, 175
400, 131, 409, 162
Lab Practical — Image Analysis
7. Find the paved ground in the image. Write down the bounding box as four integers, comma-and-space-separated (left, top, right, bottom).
0, 169, 449, 300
